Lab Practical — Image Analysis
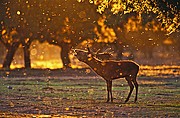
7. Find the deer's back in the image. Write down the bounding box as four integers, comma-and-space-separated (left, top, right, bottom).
92, 60, 139, 79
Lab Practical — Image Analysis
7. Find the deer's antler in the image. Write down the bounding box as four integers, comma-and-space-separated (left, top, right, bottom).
87, 45, 91, 54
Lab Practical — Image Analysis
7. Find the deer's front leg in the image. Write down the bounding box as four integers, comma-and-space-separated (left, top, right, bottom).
106, 80, 113, 102
106, 80, 110, 102
109, 80, 113, 102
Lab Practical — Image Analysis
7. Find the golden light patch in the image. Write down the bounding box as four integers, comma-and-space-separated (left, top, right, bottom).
85, 69, 91, 74
2, 30, 6, 35
6, 71, 10, 75
101, 62, 106, 66
16, 11, 21, 15
88, 57, 92, 61
30, 48, 37, 56
47, 17, 51, 21
118, 63, 121, 65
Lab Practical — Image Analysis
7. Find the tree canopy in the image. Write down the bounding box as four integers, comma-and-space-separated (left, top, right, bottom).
1, 0, 100, 45
85, 0, 179, 35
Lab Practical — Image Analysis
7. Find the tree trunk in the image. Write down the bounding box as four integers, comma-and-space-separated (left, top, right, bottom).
61, 43, 71, 68
3, 42, 20, 69
21, 38, 31, 69
23, 44, 31, 68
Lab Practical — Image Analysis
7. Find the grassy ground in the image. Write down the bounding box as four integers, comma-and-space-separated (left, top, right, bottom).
0, 68, 180, 117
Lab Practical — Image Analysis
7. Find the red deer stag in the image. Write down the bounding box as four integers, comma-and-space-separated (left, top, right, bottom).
73, 46, 139, 103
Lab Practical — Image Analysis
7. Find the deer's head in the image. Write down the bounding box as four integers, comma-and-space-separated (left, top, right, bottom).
73, 45, 93, 62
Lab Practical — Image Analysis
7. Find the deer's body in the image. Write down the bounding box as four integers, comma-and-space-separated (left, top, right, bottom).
87, 58, 139, 80
74, 47, 139, 103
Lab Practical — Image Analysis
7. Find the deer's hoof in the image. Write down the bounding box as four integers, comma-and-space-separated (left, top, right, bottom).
134, 98, 137, 103
124, 99, 129, 103
134, 100, 138, 103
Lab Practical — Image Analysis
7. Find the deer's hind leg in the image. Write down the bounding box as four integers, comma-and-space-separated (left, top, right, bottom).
125, 77, 134, 103
132, 76, 138, 102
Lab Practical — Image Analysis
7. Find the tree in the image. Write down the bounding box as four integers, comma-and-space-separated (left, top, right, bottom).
85, 0, 179, 59
89, 0, 179, 34
1, 0, 100, 69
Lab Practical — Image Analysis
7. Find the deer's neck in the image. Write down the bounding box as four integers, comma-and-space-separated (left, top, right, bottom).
86, 57, 102, 70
